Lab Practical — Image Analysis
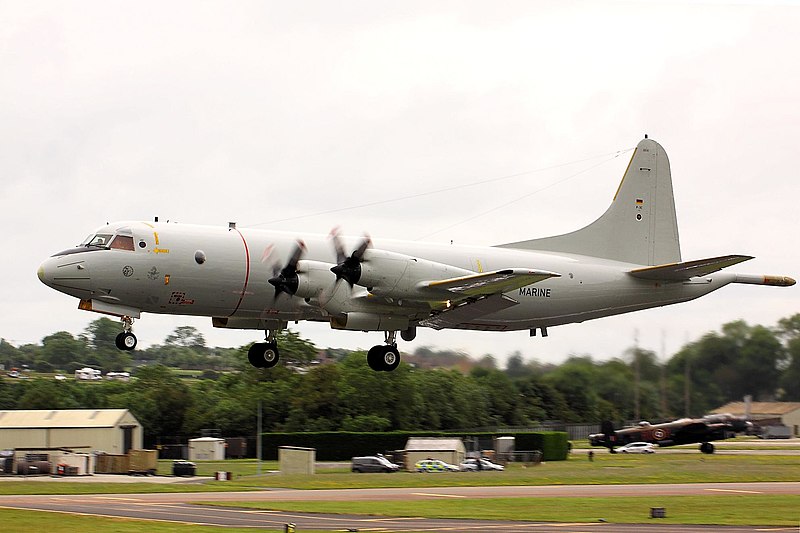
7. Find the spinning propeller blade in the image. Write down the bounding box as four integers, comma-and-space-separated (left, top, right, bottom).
268, 240, 306, 298
330, 232, 371, 286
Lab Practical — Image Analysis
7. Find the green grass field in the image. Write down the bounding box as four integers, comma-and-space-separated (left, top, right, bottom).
183, 453, 800, 490
2, 453, 799, 495
0, 509, 292, 533
1, 454, 798, 528
204, 494, 800, 526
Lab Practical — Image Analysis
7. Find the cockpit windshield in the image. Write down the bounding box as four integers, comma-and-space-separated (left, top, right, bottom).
77, 233, 134, 251
54, 225, 139, 257
81, 234, 115, 248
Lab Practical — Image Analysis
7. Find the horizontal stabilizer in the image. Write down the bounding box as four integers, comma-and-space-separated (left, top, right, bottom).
629, 255, 753, 281
420, 268, 560, 297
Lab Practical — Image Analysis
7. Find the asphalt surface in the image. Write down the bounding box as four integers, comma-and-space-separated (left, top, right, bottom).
1, 483, 799, 532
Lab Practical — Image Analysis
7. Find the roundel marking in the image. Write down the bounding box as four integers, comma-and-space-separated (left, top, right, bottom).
653, 428, 667, 440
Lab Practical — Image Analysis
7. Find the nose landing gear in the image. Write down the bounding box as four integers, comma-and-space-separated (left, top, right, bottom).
114, 316, 137, 351
366, 331, 401, 372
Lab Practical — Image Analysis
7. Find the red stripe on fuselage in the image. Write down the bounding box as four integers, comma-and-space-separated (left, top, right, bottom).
230, 229, 250, 316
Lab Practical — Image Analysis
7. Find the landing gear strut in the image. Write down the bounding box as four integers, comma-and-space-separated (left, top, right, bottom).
114, 316, 137, 351
247, 330, 280, 369
366, 331, 401, 372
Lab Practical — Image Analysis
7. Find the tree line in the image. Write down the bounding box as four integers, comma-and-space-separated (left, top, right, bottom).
0, 314, 798, 444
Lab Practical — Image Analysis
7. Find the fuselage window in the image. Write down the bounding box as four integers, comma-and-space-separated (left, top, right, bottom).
110, 235, 135, 251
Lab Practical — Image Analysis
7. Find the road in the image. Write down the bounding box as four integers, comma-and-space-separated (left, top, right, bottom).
1, 483, 799, 532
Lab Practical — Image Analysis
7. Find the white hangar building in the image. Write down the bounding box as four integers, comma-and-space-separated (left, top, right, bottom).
0, 409, 142, 453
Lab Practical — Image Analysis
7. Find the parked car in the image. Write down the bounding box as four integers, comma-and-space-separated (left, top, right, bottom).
459, 457, 505, 471
414, 459, 460, 472
351, 455, 400, 473
617, 442, 656, 454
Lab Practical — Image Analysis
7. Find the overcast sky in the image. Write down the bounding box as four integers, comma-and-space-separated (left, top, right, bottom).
2, 1, 798, 366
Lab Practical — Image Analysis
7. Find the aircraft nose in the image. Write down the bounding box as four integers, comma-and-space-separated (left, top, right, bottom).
37, 259, 53, 287
38, 255, 92, 295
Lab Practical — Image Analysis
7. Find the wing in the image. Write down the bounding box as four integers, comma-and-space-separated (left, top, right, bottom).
419, 268, 560, 297
417, 269, 559, 330
628, 254, 753, 281
420, 293, 520, 330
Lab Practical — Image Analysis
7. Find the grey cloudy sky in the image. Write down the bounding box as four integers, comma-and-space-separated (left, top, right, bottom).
2, 1, 798, 365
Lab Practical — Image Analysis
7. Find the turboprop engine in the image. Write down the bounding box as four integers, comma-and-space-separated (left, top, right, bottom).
293, 260, 339, 300
335, 248, 474, 300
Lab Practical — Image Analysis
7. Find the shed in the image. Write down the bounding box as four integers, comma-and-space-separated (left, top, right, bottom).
188, 437, 225, 461
279, 446, 315, 475
403, 437, 466, 470
710, 402, 800, 437
0, 409, 142, 454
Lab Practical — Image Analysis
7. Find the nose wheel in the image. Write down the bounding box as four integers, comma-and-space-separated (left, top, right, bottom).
114, 316, 137, 351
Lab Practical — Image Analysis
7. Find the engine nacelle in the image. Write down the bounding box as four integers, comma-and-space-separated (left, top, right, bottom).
330, 312, 409, 331
358, 249, 473, 299
294, 260, 338, 300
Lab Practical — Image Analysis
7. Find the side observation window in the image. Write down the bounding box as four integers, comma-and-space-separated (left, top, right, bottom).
110, 235, 135, 251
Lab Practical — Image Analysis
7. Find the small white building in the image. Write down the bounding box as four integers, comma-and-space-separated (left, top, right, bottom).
403, 437, 466, 470
188, 437, 225, 461
0, 409, 142, 453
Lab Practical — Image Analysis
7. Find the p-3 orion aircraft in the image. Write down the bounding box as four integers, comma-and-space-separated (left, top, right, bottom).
589, 414, 753, 454
37, 137, 794, 371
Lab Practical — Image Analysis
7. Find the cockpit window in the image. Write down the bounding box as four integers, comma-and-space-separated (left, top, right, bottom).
109, 235, 135, 251
82, 234, 114, 248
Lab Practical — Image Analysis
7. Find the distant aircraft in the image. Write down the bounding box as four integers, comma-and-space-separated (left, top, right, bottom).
588, 414, 753, 454
38, 137, 795, 371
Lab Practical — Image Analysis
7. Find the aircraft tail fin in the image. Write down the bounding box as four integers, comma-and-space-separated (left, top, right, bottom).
498, 137, 681, 266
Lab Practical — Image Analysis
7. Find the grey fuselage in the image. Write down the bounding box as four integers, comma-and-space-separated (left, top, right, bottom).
38, 220, 734, 333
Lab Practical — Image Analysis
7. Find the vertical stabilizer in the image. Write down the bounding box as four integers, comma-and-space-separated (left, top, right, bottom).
499, 138, 681, 266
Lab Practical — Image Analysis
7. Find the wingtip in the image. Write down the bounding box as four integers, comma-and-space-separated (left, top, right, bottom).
763, 275, 796, 287
735, 274, 796, 287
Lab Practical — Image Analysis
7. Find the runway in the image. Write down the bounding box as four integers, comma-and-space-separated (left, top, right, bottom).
1, 483, 798, 532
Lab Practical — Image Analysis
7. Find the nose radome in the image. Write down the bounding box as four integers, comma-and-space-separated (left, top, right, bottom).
37, 261, 51, 286
38, 256, 91, 295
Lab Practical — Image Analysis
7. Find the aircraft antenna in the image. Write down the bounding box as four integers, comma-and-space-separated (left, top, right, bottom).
417, 150, 632, 241
245, 147, 633, 230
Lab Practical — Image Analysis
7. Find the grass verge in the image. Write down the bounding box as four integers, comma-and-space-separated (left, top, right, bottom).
1, 454, 799, 494
203, 494, 800, 526
0, 508, 290, 533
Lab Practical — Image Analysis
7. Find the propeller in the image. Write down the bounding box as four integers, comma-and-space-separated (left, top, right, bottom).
268, 240, 306, 298
329, 228, 371, 286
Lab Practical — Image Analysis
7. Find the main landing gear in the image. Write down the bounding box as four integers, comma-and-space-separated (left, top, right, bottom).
366, 331, 401, 372
247, 330, 280, 369
699, 442, 715, 454
114, 316, 137, 351
244, 329, 403, 372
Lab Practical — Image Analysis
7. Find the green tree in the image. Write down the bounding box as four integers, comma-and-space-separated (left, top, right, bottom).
16, 379, 81, 409
110, 365, 190, 440
40, 331, 86, 369
543, 356, 601, 422
778, 314, 800, 400
84, 318, 131, 371
165, 326, 207, 350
